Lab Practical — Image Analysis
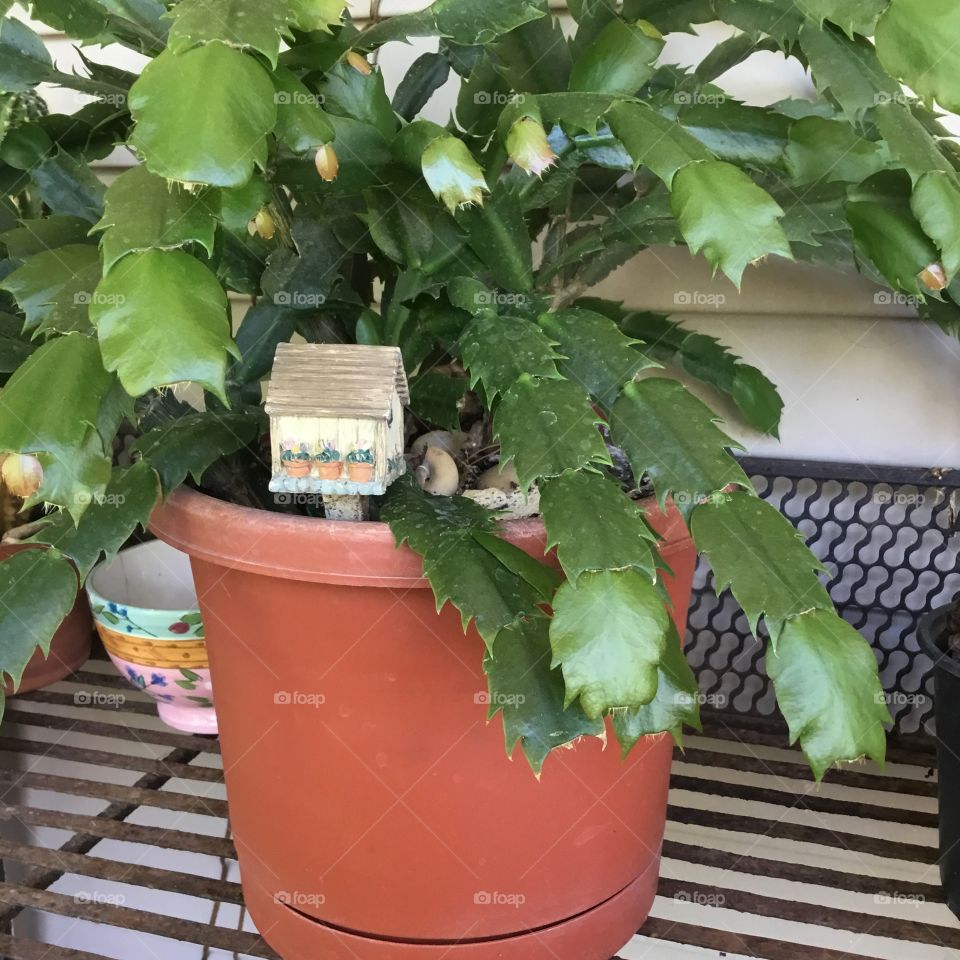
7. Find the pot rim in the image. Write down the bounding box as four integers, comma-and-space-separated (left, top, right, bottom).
150, 486, 692, 590
918, 605, 960, 679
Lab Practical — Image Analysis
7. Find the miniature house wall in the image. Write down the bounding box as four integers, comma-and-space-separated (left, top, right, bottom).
266, 343, 409, 496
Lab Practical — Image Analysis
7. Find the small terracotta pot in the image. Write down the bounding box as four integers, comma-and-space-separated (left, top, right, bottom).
151, 488, 697, 960
317, 461, 343, 481
0, 543, 91, 696
284, 460, 312, 478
346, 461, 373, 483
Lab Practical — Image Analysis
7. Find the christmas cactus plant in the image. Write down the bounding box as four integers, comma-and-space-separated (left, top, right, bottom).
0, 0, 956, 778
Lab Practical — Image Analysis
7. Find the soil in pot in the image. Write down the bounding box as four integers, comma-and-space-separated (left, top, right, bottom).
152, 487, 697, 960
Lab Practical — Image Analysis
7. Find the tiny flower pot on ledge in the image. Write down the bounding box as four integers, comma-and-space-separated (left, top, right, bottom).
918, 605, 960, 918
151, 487, 697, 960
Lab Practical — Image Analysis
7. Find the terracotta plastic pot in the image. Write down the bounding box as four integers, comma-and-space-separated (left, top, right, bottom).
347, 461, 374, 483
317, 461, 343, 480
1, 542, 92, 696
284, 460, 312, 478
151, 488, 697, 960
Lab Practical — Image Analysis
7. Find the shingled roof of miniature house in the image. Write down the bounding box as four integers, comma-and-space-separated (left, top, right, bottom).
265, 343, 410, 419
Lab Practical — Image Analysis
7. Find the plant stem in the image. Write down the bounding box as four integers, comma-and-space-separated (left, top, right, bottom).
49, 70, 128, 100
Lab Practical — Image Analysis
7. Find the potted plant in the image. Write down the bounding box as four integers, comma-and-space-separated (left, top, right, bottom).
0, 1, 954, 957
345, 442, 374, 483
316, 440, 343, 480
280, 440, 312, 478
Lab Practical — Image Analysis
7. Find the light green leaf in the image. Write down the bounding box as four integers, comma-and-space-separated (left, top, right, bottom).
461, 313, 561, 399
612, 621, 701, 754
382, 477, 543, 651
875, 101, 955, 187
0, 335, 113, 517
712, 0, 803, 46
767, 608, 889, 780
27, 461, 160, 579
0, 18, 51, 92
785, 117, 890, 185
133, 411, 260, 493
0, 550, 77, 701
550, 568, 670, 717
484, 615, 604, 775
607, 101, 712, 186
218, 176, 270, 232
272, 68, 335, 154
90, 249, 235, 401
540, 469, 657, 583
611, 377, 749, 512
671, 160, 792, 287
129, 45, 276, 187
732, 364, 784, 438
167, 0, 291, 67
319, 61, 397, 139
569, 17, 663, 96
93, 166, 218, 272
0, 215, 94, 259
912, 171, 960, 282
799, 23, 898, 122
29, 0, 111, 39
494, 375, 610, 490
393, 52, 451, 121
539, 307, 659, 410
876, 0, 960, 113
794, 0, 889, 37
691, 491, 833, 642
287, 0, 344, 33
432, 0, 546, 45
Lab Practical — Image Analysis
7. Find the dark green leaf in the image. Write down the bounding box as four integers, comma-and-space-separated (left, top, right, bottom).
272, 67, 335, 153
794, 0, 889, 37
393, 52, 450, 121
461, 195, 534, 292
0, 18, 51, 92
784, 116, 890, 185
912, 171, 960, 283
678, 100, 789, 168
471, 530, 559, 602
0, 215, 93, 259
875, 101, 956, 185
231, 300, 299, 385
409, 371, 466, 430
569, 16, 663, 96
319, 60, 398, 138
491, 8, 571, 94
32, 151, 105, 222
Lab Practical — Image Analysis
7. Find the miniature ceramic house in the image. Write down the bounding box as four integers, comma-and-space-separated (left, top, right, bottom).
266, 343, 409, 496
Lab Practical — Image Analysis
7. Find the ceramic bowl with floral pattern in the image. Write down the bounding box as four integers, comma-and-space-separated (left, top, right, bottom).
86, 540, 216, 734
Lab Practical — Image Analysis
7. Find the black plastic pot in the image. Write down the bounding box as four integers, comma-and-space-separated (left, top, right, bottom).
918, 605, 960, 919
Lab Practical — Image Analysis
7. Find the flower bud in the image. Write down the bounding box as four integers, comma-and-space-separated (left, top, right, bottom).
920, 262, 948, 292
315, 143, 339, 182
346, 50, 372, 76
2, 453, 43, 499
421, 136, 488, 213
253, 206, 276, 241
507, 116, 557, 177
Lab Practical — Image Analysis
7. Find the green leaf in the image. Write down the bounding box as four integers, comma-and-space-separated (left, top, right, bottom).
767, 608, 889, 780
491, 8, 572, 94
536, 92, 624, 135
175, 679, 197, 690
231, 300, 298, 385
167, 0, 292, 67
540, 469, 657, 583
461, 195, 534, 292
539, 307, 658, 410
677, 100, 790, 168
712, 0, 804, 47
93, 166, 218, 273
90, 249, 235, 401
0, 243, 100, 330
611, 378, 749, 512
461, 312, 561, 399
912, 171, 960, 283
794, 0, 889, 37
607, 101, 712, 186
784, 117, 890, 185
272, 68, 335, 153
484, 615, 604, 775
623, 0, 716, 34
382, 476, 542, 651
874, 102, 955, 192
261, 213, 348, 308
432, 0, 546, 45
550, 568, 670, 717
770, 182, 850, 246
694, 33, 779, 82
569, 17, 663, 96
218, 176, 270, 231
732, 364, 785, 437
691, 491, 833, 642
611, 621, 701, 754
876, 0, 960, 114
133, 411, 260, 492
409, 372, 465, 430
319, 61, 397, 139
0, 550, 77, 700
28, 0, 110, 39
671, 160, 792, 287
471, 530, 559, 603
393, 52, 450, 121
0, 335, 113, 517
129, 45, 276, 187
0, 18, 51, 92
799, 23, 898, 122
32, 152, 105, 222
27, 462, 160, 580
180, 667, 201, 681
287, 0, 343, 33
0, 215, 94, 259
494, 375, 610, 489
